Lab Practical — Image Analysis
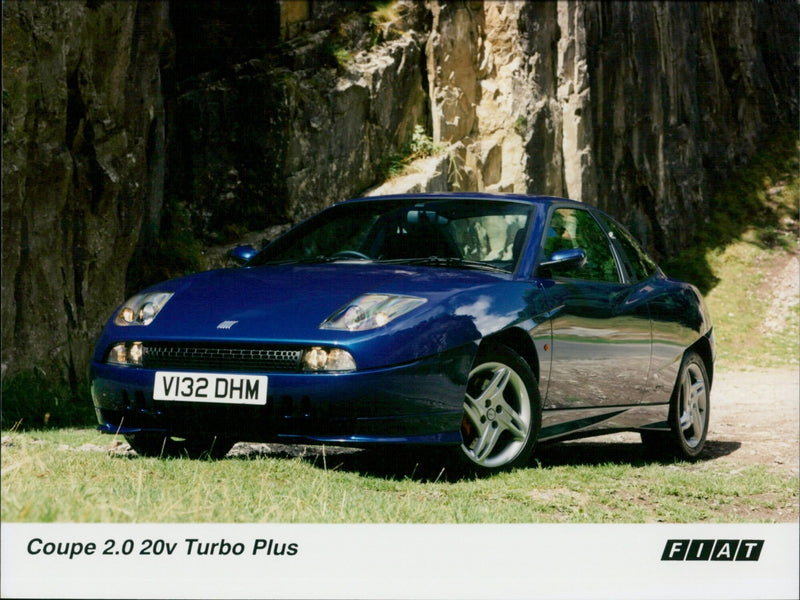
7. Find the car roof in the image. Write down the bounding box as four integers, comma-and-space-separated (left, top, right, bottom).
339, 192, 585, 209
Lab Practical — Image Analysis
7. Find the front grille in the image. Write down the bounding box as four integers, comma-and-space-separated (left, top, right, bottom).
143, 343, 303, 372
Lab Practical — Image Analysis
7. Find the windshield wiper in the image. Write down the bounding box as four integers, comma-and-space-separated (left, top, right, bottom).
379, 256, 508, 273
258, 254, 373, 266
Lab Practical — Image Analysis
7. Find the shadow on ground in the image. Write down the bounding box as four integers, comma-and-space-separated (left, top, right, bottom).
217, 437, 742, 482
534, 439, 741, 468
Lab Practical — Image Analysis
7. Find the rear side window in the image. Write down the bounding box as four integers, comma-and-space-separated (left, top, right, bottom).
600, 216, 657, 282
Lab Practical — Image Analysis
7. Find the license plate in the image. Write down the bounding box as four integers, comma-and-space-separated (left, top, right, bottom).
153, 372, 268, 405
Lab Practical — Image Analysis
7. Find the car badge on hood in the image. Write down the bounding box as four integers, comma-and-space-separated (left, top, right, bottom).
216, 320, 238, 330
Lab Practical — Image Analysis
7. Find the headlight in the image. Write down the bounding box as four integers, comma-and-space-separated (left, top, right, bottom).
320, 294, 427, 331
114, 292, 173, 326
107, 341, 144, 366
302, 347, 356, 372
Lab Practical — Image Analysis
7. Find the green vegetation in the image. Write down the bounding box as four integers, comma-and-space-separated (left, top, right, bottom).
514, 114, 528, 137
324, 1, 406, 69
1, 372, 94, 431
662, 127, 799, 369
325, 42, 354, 68
703, 233, 799, 368
1, 429, 796, 523
377, 124, 447, 180
369, 1, 406, 41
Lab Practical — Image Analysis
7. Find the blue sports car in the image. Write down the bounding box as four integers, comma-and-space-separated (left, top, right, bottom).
90, 193, 714, 472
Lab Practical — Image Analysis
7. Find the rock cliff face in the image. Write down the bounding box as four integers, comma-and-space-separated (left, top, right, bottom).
422, 1, 798, 255
2, 1, 170, 384
167, 0, 429, 238
582, 1, 799, 255
2, 0, 798, 388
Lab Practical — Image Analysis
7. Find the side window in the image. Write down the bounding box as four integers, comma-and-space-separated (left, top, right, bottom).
543, 208, 620, 283
600, 216, 657, 282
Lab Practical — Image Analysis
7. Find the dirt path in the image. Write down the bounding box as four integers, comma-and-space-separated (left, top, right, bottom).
704, 367, 799, 477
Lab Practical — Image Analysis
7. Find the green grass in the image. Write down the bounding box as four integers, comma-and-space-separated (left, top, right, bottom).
703, 233, 799, 368
2, 429, 796, 523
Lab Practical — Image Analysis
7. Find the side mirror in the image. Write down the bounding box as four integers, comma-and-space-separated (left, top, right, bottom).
230, 245, 258, 265
538, 248, 587, 273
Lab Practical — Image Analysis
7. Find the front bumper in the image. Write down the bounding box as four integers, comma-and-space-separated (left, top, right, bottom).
89, 348, 472, 446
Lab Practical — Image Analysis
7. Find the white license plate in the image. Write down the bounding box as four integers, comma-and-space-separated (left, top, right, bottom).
153, 372, 268, 405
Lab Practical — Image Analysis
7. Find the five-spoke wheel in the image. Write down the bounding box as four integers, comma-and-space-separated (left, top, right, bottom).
641, 350, 710, 460
459, 344, 541, 472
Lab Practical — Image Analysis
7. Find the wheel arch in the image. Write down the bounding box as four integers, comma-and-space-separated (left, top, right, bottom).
479, 327, 540, 383
688, 333, 714, 389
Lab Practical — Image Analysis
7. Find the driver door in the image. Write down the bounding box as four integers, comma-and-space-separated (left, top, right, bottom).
538, 206, 652, 410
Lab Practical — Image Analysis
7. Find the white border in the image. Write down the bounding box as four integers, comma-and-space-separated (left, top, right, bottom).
2, 522, 798, 599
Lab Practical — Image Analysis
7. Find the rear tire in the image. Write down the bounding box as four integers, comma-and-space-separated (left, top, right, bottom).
457, 344, 541, 473
641, 350, 710, 460
125, 433, 234, 459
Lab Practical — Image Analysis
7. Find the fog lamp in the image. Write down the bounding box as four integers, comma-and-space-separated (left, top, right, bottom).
302, 347, 356, 372
128, 341, 143, 365
107, 341, 144, 366
108, 343, 128, 365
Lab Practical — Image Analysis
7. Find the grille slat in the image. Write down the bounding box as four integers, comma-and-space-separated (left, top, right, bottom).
143, 343, 302, 372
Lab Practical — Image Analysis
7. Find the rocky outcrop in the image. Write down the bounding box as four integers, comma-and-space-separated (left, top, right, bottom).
582, 1, 799, 256
426, 1, 542, 195
365, 153, 451, 197
425, 1, 798, 256
170, 2, 429, 239
2, 1, 171, 383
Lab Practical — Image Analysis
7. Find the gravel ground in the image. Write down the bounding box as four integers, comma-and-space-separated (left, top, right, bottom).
542, 367, 799, 476
703, 367, 799, 476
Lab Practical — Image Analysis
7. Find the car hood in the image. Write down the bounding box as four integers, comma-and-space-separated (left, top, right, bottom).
112, 262, 516, 347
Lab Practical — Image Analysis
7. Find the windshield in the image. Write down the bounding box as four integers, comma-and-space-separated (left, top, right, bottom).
249, 198, 534, 273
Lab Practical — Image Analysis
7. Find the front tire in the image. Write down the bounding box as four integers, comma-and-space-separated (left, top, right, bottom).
641, 350, 710, 460
458, 344, 541, 473
125, 433, 234, 459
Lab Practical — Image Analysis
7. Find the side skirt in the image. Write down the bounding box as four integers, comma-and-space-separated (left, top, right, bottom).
539, 403, 670, 443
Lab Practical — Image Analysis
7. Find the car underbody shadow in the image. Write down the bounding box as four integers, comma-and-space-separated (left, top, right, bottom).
695, 439, 742, 460
222, 437, 742, 480
226, 442, 462, 482
534, 437, 741, 468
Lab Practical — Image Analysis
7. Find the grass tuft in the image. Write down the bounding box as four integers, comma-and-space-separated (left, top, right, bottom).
369, 1, 407, 41
376, 125, 446, 181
